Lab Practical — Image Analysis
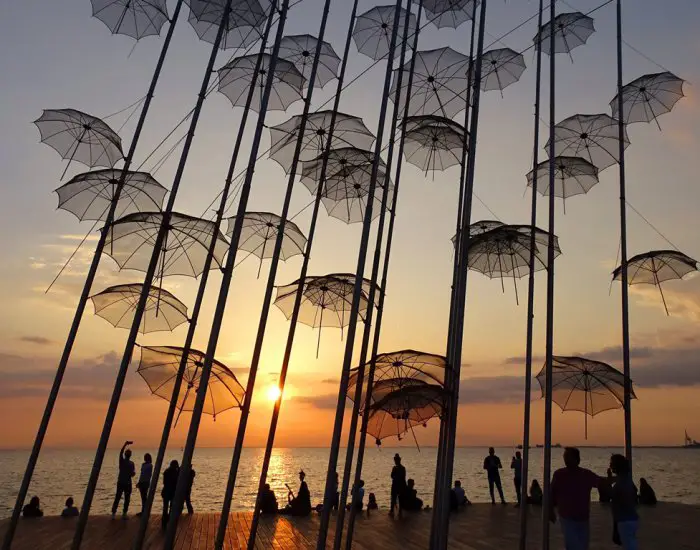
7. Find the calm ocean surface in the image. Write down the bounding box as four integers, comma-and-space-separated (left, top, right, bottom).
1, 447, 697, 518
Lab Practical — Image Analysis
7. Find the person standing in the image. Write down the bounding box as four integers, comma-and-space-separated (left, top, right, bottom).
511, 451, 523, 506
550, 447, 602, 550
136, 452, 153, 516
483, 447, 506, 505
111, 440, 135, 519
185, 465, 196, 514
161, 460, 179, 530
610, 454, 638, 550
389, 453, 407, 517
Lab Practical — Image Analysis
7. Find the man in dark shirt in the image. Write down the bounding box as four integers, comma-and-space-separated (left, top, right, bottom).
483, 447, 506, 505
111, 440, 135, 519
511, 451, 523, 506
390, 453, 407, 517
550, 447, 601, 550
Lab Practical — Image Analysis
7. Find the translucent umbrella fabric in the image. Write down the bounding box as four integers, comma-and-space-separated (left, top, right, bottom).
480, 48, 526, 93
300, 146, 376, 187
188, 0, 269, 50
547, 113, 630, 171
451, 219, 505, 249
137, 345, 245, 419
91, 0, 170, 40
526, 156, 599, 202
225, 211, 307, 260
423, 0, 479, 29
610, 71, 685, 126
278, 34, 341, 87
403, 115, 466, 175
269, 111, 375, 172
104, 211, 229, 278
55, 169, 167, 222
534, 12, 595, 56
90, 283, 188, 333
34, 109, 123, 172
217, 53, 305, 113
352, 5, 417, 61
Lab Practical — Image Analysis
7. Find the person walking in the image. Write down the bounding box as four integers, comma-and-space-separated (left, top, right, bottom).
610, 454, 638, 550
111, 441, 135, 519
136, 452, 152, 516
389, 453, 407, 517
511, 451, 523, 506
483, 447, 506, 505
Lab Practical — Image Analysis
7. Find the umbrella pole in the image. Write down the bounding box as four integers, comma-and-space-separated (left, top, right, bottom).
245, 4, 361, 545
340, 7, 422, 550
658, 281, 669, 316
316, 3, 404, 548
1, 3, 186, 549
541, 1, 557, 549
519, 2, 544, 547
616, 0, 634, 467
317, 308, 324, 358
131, 10, 277, 550
60, 128, 87, 181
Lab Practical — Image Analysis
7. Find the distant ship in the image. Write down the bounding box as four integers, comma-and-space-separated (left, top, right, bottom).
534, 443, 561, 448
684, 430, 700, 448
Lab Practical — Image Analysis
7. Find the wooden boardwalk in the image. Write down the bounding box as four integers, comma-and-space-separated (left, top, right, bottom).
1, 503, 696, 549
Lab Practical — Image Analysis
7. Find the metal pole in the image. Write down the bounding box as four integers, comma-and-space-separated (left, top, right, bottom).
541, 1, 556, 549
0, 6, 185, 548
333, 4, 415, 548
212, 0, 334, 546
70, 2, 235, 548
433, 2, 487, 548
130, 10, 276, 550
315, 2, 404, 548
162, 2, 291, 547
246, 0, 359, 545
519, 1, 544, 548
616, 0, 632, 467
343, 8, 422, 550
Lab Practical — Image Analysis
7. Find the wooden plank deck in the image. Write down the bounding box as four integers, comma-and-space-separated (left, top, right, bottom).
1, 503, 696, 549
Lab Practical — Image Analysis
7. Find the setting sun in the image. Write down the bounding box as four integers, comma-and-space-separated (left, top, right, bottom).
266, 384, 282, 403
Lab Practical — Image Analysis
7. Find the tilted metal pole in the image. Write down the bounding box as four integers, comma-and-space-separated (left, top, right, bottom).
131, 9, 276, 550
245, 1, 360, 546
162, 2, 292, 547
315, 2, 404, 548
541, 1, 557, 549
0, 4, 186, 549
519, 1, 544, 548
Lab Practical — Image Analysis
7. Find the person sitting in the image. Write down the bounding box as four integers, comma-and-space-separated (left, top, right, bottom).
399, 479, 423, 512
259, 483, 279, 514
22, 496, 43, 518
61, 497, 79, 518
528, 479, 543, 505
450, 480, 470, 511
281, 470, 312, 517
638, 478, 657, 506
367, 493, 378, 516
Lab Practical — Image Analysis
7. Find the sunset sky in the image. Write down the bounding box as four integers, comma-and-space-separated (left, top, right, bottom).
1, 0, 700, 454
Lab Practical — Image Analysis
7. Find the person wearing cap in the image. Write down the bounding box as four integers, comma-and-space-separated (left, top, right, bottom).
390, 453, 407, 517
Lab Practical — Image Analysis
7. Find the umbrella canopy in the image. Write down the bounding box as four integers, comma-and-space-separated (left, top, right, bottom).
217, 53, 305, 113
324, 272, 381, 308
226, 211, 306, 261
403, 115, 466, 175
391, 47, 472, 120
547, 113, 630, 171
188, 0, 269, 50
526, 156, 599, 208
91, 0, 170, 40
90, 283, 188, 333
423, 0, 479, 29
34, 109, 123, 176
278, 34, 341, 88
104, 211, 229, 278
536, 355, 635, 438
451, 219, 505, 249
268, 111, 376, 173
137, 345, 244, 420
55, 169, 167, 222
352, 5, 417, 61
300, 146, 377, 185
480, 48, 526, 94
613, 249, 698, 315
610, 71, 685, 127
534, 12, 595, 56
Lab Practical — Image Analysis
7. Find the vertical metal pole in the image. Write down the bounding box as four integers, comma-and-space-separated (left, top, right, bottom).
162, 2, 292, 547
519, 1, 544, 548
71, 3, 234, 547
130, 10, 276, 550
333, 4, 415, 549
616, 0, 632, 466
0, 5, 185, 548
246, 0, 359, 546
316, 2, 404, 548
541, 1, 556, 549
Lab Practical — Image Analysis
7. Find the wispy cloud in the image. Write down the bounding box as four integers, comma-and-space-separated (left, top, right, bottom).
18, 335, 53, 346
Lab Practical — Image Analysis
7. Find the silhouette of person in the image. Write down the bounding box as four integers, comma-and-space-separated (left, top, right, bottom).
610, 454, 638, 550
332, 471, 339, 511
282, 470, 312, 516
22, 496, 43, 518
638, 478, 657, 506
259, 483, 278, 514
351, 480, 365, 511
389, 453, 407, 517
450, 480, 470, 511
511, 451, 523, 506
112, 441, 135, 519
367, 493, 378, 516
399, 479, 423, 512
528, 479, 543, 505
61, 497, 79, 518
136, 452, 152, 516
598, 468, 614, 503
483, 447, 506, 505
161, 460, 179, 530
185, 466, 196, 514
